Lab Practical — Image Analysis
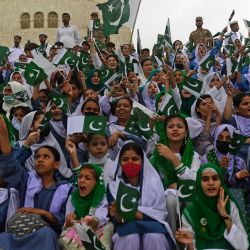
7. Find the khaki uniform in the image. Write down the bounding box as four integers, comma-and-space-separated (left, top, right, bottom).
189, 28, 213, 48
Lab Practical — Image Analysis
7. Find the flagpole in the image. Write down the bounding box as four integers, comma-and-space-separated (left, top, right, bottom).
129, 0, 142, 44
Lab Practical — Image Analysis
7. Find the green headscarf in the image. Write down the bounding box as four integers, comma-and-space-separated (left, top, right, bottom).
150, 114, 194, 188
183, 163, 247, 250
86, 69, 105, 95
71, 163, 105, 220
173, 70, 196, 117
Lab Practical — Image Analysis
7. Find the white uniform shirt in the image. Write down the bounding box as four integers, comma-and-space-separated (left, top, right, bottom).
8, 46, 24, 64
56, 24, 81, 49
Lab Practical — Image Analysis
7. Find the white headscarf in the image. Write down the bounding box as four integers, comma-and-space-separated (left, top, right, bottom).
2, 81, 32, 118
9, 71, 32, 98
108, 142, 175, 243
19, 111, 72, 179
141, 81, 160, 112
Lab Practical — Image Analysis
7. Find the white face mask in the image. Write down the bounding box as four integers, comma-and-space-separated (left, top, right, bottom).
11, 116, 21, 131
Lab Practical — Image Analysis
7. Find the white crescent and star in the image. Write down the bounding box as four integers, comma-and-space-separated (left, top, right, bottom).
138, 124, 151, 132
120, 194, 133, 212
56, 98, 64, 108
101, 70, 110, 79
206, 61, 212, 69
167, 105, 175, 116
178, 185, 192, 199
89, 121, 102, 131
188, 80, 198, 88
110, 0, 125, 26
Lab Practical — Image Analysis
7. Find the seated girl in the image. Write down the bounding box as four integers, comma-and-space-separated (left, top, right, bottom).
59, 163, 112, 250
176, 163, 249, 250
151, 115, 201, 232
0, 116, 72, 249
66, 133, 114, 186
108, 142, 176, 250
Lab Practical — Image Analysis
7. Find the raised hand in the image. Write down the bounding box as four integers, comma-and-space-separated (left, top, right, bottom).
217, 187, 229, 217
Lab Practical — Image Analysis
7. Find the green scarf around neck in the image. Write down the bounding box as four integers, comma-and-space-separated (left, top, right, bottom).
71, 163, 105, 220
183, 163, 248, 250
150, 114, 194, 188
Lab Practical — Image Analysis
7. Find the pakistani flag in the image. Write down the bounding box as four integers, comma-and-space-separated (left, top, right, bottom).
243, 19, 250, 30
124, 116, 141, 137
77, 52, 90, 69
94, 39, 106, 51
116, 181, 140, 222
228, 130, 247, 155
39, 111, 52, 136
164, 18, 172, 48
0, 46, 9, 66
157, 93, 179, 116
133, 107, 154, 140
53, 48, 79, 69
14, 62, 27, 71
67, 116, 107, 136
97, 0, 141, 36
183, 77, 203, 98
74, 222, 105, 250
184, 41, 195, 52
48, 92, 68, 113
199, 53, 215, 71
177, 179, 196, 202
99, 66, 118, 87
93, 18, 101, 31
24, 61, 48, 86
224, 44, 235, 57
12, 90, 30, 103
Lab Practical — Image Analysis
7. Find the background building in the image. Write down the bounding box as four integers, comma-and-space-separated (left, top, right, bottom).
0, 0, 131, 46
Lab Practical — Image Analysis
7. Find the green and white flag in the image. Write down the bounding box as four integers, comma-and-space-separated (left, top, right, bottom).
24, 61, 48, 86
164, 18, 172, 48
132, 101, 155, 118
77, 52, 90, 69
99, 66, 118, 87
97, 0, 141, 36
183, 77, 203, 98
228, 130, 247, 155
177, 179, 196, 202
133, 107, 154, 140
14, 62, 28, 71
223, 44, 235, 57
67, 116, 107, 136
199, 53, 215, 71
53, 48, 79, 69
243, 19, 250, 30
124, 116, 141, 137
0, 46, 9, 66
93, 18, 101, 31
157, 93, 179, 116
116, 181, 140, 222
48, 92, 68, 113
74, 222, 105, 250
12, 90, 30, 103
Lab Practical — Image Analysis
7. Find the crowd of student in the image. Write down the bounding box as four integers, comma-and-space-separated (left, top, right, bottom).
0, 11, 249, 250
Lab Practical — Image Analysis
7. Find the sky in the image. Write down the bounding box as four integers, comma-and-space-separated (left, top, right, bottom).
132, 0, 250, 50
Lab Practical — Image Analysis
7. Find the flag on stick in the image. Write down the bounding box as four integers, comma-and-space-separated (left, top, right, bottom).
97, 0, 141, 36
228, 130, 247, 155
116, 181, 140, 222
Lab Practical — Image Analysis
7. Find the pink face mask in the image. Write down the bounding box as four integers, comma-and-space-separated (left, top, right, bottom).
122, 162, 142, 178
